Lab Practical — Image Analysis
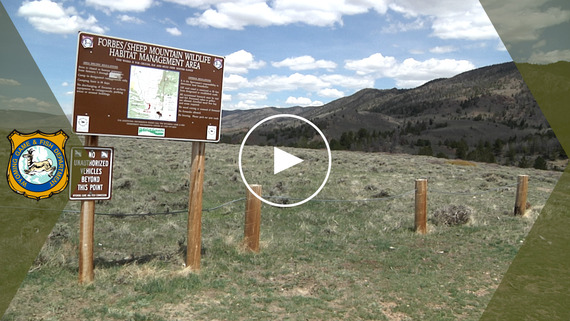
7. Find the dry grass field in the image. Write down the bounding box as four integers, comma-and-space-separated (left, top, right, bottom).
2, 136, 562, 320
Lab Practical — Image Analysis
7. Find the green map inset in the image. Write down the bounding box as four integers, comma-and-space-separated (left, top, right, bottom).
127, 65, 180, 122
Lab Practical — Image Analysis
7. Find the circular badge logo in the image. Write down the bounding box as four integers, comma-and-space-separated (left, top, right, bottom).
7, 130, 69, 200
12, 140, 65, 193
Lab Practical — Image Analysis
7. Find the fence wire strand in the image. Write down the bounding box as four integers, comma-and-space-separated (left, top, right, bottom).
0, 182, 519, 218
429, 183, 518, 196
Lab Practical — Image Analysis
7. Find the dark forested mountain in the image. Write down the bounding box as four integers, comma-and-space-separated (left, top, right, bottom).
221, 62, 567, 170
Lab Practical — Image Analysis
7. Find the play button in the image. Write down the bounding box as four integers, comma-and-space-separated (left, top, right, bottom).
274, 147, 303, 175
238, 114, 332, 208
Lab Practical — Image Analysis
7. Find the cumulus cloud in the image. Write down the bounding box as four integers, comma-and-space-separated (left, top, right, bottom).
320, 74, 375, 89
223, 74, 249, 91
528, 50, 570, 64
224, 50, 266, 75
181, 0, 497, 43
185, 0, 389, 30
238, 92, 268, 101
382, 17, 425, 33
228, 72, 374, 92
0, 96, 55, 112
0, 78, 21, 86
285, 96, 323, 106
431, 10, 498, 40
166, 27, 182, 36
118, 14, 144, 24
272, 56, 337, 71
318, 88, 345, 98
346, 53, 474, 87
225, 99, 263, 110
18, 0, 106, 34
250, 73, 330, 92
496, 40, 507, 52
164, 0, 228, 9
480, 0, 570, 43
86, 0, 154, 12
345, 53, 398, 76
430, 46, 458, 54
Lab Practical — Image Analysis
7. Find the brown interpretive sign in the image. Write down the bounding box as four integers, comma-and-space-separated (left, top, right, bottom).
73, 32, 224, 141
69, 147, 114, 200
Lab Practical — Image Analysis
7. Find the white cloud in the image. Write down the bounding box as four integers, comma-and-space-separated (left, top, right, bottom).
85, 0, 154, 12
186, 1, 288, 30
528, 50, 570, 64
186, 0, 389, 30
166, 27, 182, 36
318, 88, 344, 98
272, 55, 337, 71
480, 0, 570, 43
0, 78, 21, 86
250, 73, 330, 92
118, 14, 144, 24
345, 53, 398, 76
346, 53, 474, 88
285, 96, 323, 106
430, 46, 457, 54
224, 50, 266, 74
223, 74, 249, 91
225, 99, 264, 110
238, 92, 268, 101
430, 9, 498, 40
18, 0, 106, 34
320, 74, 375, 89
164, 0, 227, 9
496, 40, 507, 52
0, 96, 55, 112
179, 0, 498, 45
387, 0, 498, 40
61, 81, 69, 87
394, 58, 475, 87
382, 17, 425, 33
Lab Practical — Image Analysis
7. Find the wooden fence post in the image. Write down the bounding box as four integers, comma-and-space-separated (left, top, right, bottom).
186, 142, 206, 271
79, 135, 98, 284
514, 175, 529, 216
415, 179, 428, 235
244, 185, 262, 252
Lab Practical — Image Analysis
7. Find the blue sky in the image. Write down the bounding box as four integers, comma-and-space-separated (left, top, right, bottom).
2, 0, 518, 114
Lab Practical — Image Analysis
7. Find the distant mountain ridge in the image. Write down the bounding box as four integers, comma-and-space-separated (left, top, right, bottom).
221, 61, 567, 169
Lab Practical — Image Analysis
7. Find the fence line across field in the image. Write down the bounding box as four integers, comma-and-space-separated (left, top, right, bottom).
0, 180, 522, 218
3, 174, 531, 278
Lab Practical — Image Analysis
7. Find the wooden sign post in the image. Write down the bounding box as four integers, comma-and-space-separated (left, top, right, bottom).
186, 142, 206, 271
78, 135, 98, 284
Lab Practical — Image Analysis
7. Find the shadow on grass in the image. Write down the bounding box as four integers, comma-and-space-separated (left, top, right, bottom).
94, 253, 178, 268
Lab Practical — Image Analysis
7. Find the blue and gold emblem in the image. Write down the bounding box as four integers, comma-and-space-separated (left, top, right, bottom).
6, 130, 69, 200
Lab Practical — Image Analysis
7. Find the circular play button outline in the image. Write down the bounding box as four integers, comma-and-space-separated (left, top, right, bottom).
238, 114, 332, 208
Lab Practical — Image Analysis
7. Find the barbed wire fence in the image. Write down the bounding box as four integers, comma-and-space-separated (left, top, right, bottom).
0, 182, 520, 217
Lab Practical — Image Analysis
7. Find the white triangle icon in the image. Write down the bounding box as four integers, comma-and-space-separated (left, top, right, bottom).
274, 147, 304, 175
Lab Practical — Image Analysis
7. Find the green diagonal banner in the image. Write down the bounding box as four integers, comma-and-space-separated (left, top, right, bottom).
0, 2, 81, 316
480, 0, 570, 319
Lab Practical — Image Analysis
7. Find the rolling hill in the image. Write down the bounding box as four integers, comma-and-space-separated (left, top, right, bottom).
221, 62, 567, 169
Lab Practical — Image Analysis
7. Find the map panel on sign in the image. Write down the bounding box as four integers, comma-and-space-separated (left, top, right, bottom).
127, 65, 179, 122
